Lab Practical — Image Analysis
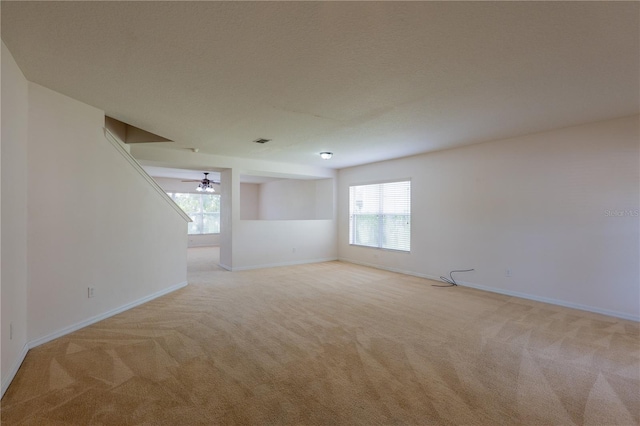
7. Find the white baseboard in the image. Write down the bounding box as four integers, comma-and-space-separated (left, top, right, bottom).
339, 258, 639, 322
340, 257, 434, 280
1, 281, 188, 400
230, 257, 338, 272
456, 280, 640, 322
188, 243, 220, 248
1, 343, 29, 399
29, 281, 188, 349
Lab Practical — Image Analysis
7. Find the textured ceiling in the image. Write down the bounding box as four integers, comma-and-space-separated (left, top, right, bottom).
2, 1, 638, 169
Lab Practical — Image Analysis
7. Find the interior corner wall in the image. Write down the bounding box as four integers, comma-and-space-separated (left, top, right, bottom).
240, 183, 259, 220
233, 176, 337, 270
315, 178, 334, 220
257, 179, 333, 220
1, 42, 29, 389
338, 115, 640, 321
27, 82, 188, 343
258, 179, 318, 220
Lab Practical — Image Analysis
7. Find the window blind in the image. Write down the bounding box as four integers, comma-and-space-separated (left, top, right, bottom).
349, 180, 411, 252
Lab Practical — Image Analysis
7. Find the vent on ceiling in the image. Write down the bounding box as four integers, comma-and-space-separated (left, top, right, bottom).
253, 138, 271, 144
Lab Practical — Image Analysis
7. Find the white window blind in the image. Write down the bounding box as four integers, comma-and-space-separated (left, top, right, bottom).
349, 180, 411, 252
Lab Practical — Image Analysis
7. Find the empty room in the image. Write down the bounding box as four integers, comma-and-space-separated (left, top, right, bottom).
1, 2, 638, 425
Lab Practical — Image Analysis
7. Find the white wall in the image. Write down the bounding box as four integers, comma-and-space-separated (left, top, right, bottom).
186, 234, 220, 247
232, 175, 337, 270
338, 115, 640, 320
232, 219, 337, 270
219, 169, 233, 269
1, 43, 29, 390
240, 179, 333, 221
315, 178, 334, 220
27, 83, 189, 342
240, 183, 259, 220
259, 179, 317, 220
258, 178, 333, 220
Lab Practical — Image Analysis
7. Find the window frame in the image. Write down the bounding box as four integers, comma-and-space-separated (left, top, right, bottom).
166, 192, 221, 235
348, 178, 411, 253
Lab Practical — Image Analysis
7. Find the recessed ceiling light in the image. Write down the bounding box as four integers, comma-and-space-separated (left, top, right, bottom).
320, 152, 333, 160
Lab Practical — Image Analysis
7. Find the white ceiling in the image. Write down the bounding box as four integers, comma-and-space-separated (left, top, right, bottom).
2, 2, 638, 169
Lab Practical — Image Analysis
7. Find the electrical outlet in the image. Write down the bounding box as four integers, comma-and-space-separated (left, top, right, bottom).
505, 269, 512, 277
10, 322, 13, 340
88, 287, 95, 298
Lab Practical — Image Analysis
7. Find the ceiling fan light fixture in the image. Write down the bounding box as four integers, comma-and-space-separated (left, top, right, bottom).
320, 152, 333, 160
196, 172, 215, 193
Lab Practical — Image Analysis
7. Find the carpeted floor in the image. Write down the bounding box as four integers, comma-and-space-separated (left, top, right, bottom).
1, 247, 638, 425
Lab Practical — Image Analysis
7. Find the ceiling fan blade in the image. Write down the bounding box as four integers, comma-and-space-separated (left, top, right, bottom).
181, 179, 202, 182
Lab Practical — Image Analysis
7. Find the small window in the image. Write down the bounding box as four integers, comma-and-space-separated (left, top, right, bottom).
349, 180, 411, 252
167, 192, 220, 235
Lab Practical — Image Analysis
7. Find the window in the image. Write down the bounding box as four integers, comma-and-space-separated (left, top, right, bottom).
349, 180, 411, 252
167, 192, 220, 234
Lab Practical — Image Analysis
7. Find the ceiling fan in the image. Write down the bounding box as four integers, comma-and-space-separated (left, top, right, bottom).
182, 172, 220, 193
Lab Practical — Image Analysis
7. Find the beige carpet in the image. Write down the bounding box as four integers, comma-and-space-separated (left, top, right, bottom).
1, 247, 638, 425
